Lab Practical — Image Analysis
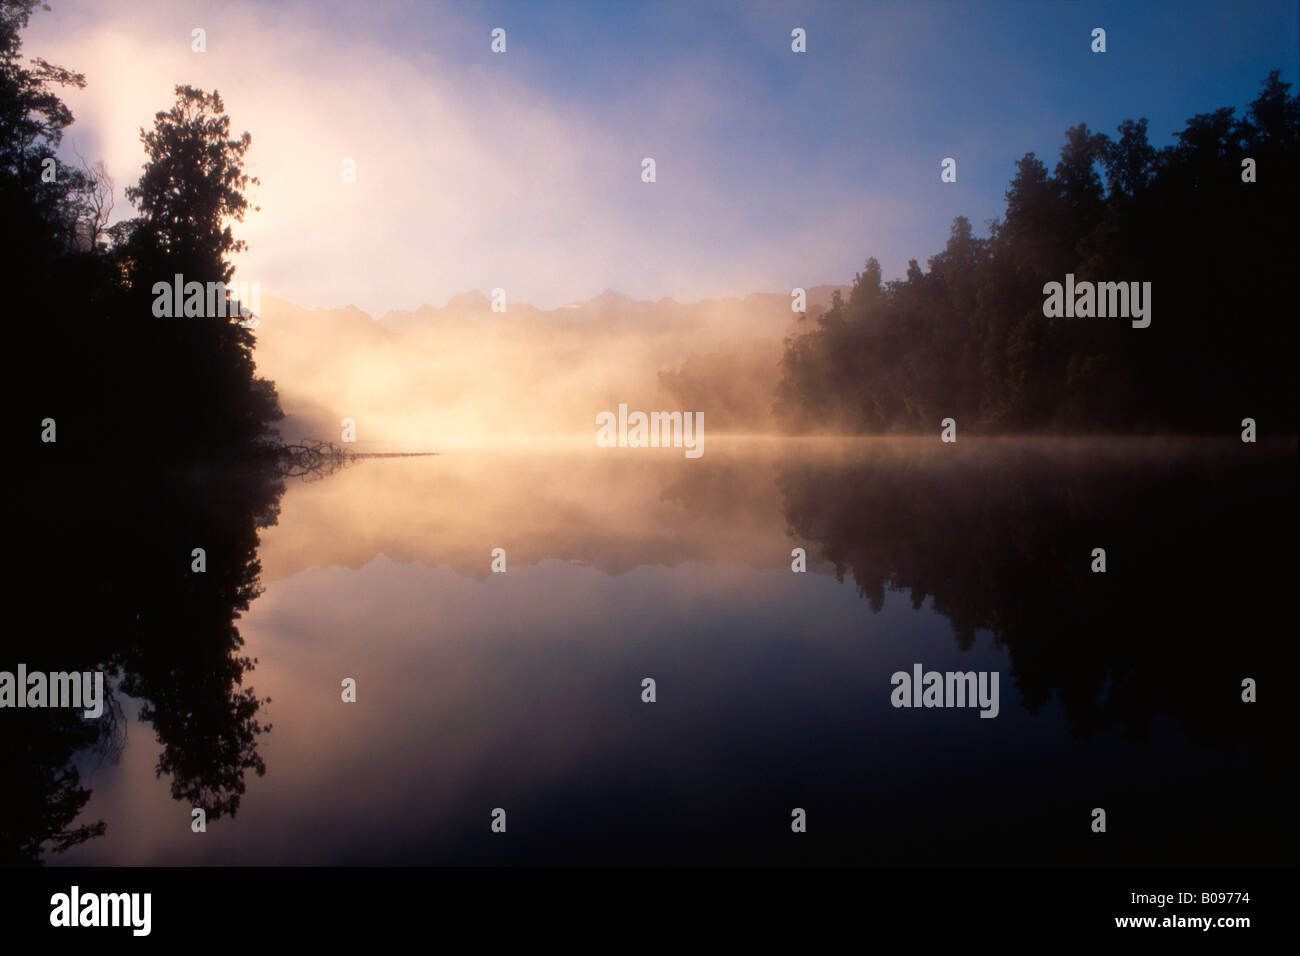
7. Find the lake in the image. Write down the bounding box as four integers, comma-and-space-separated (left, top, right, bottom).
13, 437, 1295, 865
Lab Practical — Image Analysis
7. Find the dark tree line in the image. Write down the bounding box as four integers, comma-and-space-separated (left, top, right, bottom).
1, 11, 283, 460
776, 73, 1299, 435
2, 0, 284, 861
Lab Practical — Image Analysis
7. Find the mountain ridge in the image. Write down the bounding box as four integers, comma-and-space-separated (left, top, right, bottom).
358, 284, 849, 332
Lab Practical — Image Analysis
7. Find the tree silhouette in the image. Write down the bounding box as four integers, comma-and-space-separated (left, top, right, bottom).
776, 73, 1299, 435
1, 5, 288, 861
120, 85, 258, 283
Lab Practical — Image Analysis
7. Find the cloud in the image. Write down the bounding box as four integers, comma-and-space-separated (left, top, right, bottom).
27, 0, 920, 315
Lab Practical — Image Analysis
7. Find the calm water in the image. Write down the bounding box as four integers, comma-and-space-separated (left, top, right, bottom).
9, 438, 1296, 865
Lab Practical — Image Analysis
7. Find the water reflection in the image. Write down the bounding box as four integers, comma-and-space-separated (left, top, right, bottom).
3, 454, 286, 863
776, 438, 1297, 750
10, 438, 1295, 865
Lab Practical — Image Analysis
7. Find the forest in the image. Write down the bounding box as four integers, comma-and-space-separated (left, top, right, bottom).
775, 73, 1299, 435
2, 0, 281, 861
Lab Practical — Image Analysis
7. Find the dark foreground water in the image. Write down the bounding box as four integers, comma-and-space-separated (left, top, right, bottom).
6, 437, 1296, 865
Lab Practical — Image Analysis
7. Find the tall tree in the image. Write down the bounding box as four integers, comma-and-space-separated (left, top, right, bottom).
123, 85, 259, 284
776, 74, 1300, 436
111, 84, 281, 458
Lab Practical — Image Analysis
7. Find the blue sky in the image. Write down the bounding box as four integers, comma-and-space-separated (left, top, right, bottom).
30, 0, 1300, 314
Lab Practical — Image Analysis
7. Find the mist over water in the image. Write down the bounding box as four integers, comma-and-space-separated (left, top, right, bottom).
253, 291, 843, 447
44, 436, 1295, 865
4, 3, 1298, 941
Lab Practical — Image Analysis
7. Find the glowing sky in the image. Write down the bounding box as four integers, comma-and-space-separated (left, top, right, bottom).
26, 0, 1300, 315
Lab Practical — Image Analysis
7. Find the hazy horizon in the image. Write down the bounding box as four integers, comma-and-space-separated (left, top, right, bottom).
5, 0, 1296, 901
